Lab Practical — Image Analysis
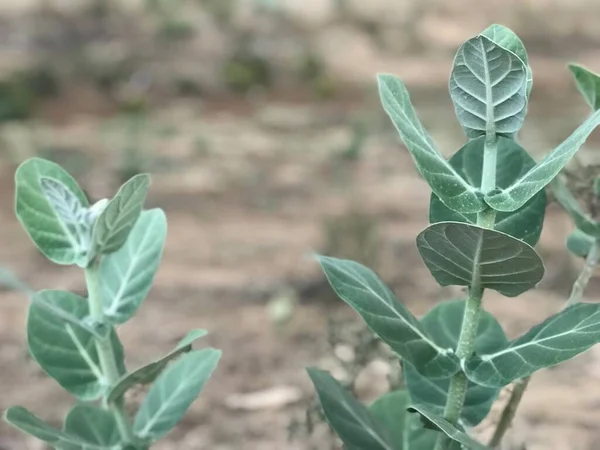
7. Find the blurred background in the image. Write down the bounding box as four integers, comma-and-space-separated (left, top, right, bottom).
2, 0, 600, 449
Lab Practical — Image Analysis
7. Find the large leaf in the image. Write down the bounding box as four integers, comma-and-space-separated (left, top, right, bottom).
449, 35, 527, 139
485, 108, 600, 211
417, 222, 544, 296
480, 24, 532, 97
370, 390, 439, 450
15, 157, 90, 266
108, 329, 207, 403
317, 255, 459, 378
133, 348, 221, 441
404, 300, 506, 427
307, 368, 395, 450
407, 404, 490, 450
466, 302, 600, 387
27, 290, 126, 400
92, 174, 150, 256
63, 404, 120, 447
568, 63, 600, 110
100, 209, 167, 325
429, 136, 546, 246
377, 73, 484, 214
3, 406, 107, 450
551, 176, 600, 237
566, 228, 595, 258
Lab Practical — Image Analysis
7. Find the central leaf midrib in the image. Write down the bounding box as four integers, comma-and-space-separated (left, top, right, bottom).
480, 38, 495, 136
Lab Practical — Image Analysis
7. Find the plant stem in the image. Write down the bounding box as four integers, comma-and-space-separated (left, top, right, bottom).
489, 238, 600, 447
481, 135, 498, 195
567, 239, 600, 307
85, 260, 134, 443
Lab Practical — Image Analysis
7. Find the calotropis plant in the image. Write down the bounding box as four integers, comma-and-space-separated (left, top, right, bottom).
307, 25, 600, 450
3, 158, 221, 449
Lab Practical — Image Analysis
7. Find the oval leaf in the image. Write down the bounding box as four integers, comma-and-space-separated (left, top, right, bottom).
430, 136, 547, 246
27, 290, 125, 400
100, 209, 167, 324
63, 404, 119, 447
92, 173, 150, 256
450, 35, 527, 138
485, 108, 600, 211
108, 329, 207, 403
317, 255, 459, 378
569, 63, 600, 110
15, 157, 90, 265
133, 348, 221, 441
377, 73, 484, 214
466, 302, 600, 387
404, 300, 507, 427
567, 228, 595, 258
417, 222, 544, 296
307, 368, 395, 450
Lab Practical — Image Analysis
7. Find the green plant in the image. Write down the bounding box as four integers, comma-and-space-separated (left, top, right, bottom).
3, 157, 221, 449
306, 24, 600, 450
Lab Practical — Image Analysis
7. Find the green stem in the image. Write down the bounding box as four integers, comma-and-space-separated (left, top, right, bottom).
481, 135, 498, 195
85, 260, 134, 443
489, 238, 600, 447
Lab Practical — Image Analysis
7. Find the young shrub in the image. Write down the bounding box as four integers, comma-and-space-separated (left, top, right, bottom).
3, 158, 221, 449
307, 25, 600, 449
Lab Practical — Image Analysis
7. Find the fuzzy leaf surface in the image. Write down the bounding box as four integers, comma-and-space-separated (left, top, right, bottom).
569, 63, 600, 110
63, 404, 120, 447
566, 229, 595, 258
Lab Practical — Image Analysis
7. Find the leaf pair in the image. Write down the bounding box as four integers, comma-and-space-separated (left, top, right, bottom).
16, 158, 150, 267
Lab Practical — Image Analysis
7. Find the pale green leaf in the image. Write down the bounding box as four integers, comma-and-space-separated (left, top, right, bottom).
417, 222, 544, 296
450, 35, 527, 138
429, 136, 547, 246
466, 302, 600, 387
480, 24, 532, 97
307, 368, 395, 450
15, 157, 90, 265
551, 176, 600, 237
566, 229, 595, 258
108, 329, 207, 403
100, 209, 167, 324
63, 404, 119, 447
407, 404, 490, 450
485, 108, 600, 211
568, 63, 600, 110
92, 174, 150, 256
317, 255, 459, 378
133, 348, 221, 440
27, 290, 125, 400
404, 300, 506, 427
377, 73, 484, 214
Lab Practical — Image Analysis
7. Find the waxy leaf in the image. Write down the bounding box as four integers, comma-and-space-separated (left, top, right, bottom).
4, 406, 108, 449
133, 348, 221, 441
27, 290, 126, 400
404, 300, 506, 427
100, 209, 167, 324
450, 35, 527, 138
317, 255, 459, 378
108, 329, 207, 403
417, 222, 544, 296
15, 158, 90, 266
566, 228, 595, 258
408, 404, 490, 450
569, 63, 600, 110
377, 73, 484, 214
63, 404, 120, 447
92, 174, 150, 256
307, 368, 395, 450
466, 302, 600, 388
370, 390, 439, 450
481, 24, 532, 97
430, 136, 547, 246
551, 177, 600, 237
485, 108, 600, 211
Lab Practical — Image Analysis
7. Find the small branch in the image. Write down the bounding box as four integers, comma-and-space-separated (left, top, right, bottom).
567, 239, 600, 307
488, 376, 530, 448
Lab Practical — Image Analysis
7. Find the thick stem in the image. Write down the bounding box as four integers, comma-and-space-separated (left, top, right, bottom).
489, 238, 600, 447
85, 260, 134, 443
481, 134, 498, 195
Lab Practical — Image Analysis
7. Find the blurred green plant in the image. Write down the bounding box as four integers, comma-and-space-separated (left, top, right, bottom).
222, 49, 272, 94
306, 24, 600, 450
4, 157, 221, 448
